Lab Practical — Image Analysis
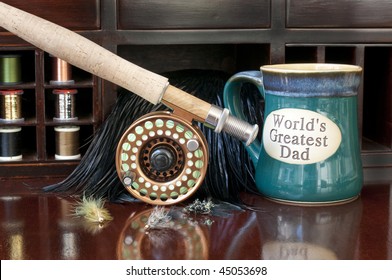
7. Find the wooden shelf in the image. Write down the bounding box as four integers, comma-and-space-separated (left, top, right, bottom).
0, 47, 100, 175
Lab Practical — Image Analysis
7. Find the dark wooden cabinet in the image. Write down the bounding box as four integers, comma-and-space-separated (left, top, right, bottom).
0, 0, 391, 181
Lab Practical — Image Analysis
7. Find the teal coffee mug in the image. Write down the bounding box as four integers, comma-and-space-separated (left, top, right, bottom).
223, 63, 363, 204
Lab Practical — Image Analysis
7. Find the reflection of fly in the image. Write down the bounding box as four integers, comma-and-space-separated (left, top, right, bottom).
145, 206, 172, 230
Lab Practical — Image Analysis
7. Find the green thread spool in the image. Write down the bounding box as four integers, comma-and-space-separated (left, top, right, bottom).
0, 54, 22, 85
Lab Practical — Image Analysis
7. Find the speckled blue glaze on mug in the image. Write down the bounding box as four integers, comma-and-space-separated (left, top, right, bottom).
224, 63, 363, 204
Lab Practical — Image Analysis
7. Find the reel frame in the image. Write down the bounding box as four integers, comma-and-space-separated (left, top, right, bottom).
116, 111, 209, 205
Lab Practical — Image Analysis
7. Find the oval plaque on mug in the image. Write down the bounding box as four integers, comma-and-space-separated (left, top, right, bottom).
263, 108, 342, 165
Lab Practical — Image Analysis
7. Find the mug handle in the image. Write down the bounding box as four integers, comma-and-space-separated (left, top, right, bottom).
223, 71, 264, 166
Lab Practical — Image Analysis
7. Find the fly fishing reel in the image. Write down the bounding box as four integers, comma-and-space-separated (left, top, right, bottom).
116, 111, 209, 205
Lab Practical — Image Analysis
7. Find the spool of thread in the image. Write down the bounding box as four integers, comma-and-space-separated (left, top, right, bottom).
0, 90, 24, 122
50, 56, 74, 85
53, 89, 78, 121
0, 54, 22, 85
0, 126, 22, 161
55, 126, 81, 160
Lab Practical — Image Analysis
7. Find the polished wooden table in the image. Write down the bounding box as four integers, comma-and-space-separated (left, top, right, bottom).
0, 177, 391, 260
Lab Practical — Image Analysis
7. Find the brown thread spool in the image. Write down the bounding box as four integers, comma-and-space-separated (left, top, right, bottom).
53, 89, 78, 121
50, 56, 74, 85
55, 126, 81, 160
0, 126, 22, 161
0, 90, 24, 122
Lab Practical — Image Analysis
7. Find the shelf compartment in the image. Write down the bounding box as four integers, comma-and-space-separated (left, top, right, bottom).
325, 46, 358, 65
45, 125, 93, 161
0, 126, 39, 162
45, 88, 93, 123
362, 47, 392, 151
285, 46, 319, 63
0, 50, 35, 86
0, 88, 37, 123
44, 53, 93, 86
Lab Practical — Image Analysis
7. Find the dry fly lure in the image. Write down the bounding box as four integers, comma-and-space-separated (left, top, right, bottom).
73, 195, 113, 224
183, 198, 215, 215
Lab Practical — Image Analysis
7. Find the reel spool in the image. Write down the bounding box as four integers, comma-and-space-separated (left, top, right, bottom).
116, 111, 209, 205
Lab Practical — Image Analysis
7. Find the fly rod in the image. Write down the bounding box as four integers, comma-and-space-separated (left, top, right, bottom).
0, 2, 258, 145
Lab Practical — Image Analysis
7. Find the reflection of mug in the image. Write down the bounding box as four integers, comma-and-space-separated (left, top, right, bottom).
258, 197, 363, 259
224, 64, 363, 204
